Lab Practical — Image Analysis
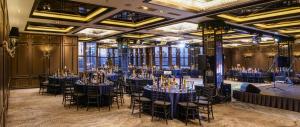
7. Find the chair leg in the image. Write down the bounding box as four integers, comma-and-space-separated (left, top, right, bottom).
185, 108, 189, 126
151, 106, 154, 121
131, 101, 135, 115
139, 102, 142, 118
97, 97, 100, 111
197, 108, 202, 126
164, 108, 168, 125
207, 105, 210, 122
76, 96, 79, 111
86, 98, 89, 111
116, 96, 120, 109
210, 105, 214, 119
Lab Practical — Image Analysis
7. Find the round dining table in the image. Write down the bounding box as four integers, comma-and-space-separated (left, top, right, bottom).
126, 77, 153, 86
74, 81, 114, 106
48, 76, 80, 94
106, 73, 119, 82
143, 85, 195, 119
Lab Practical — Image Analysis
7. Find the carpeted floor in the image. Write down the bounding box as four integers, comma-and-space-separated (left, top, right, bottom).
7, 88, 300, 127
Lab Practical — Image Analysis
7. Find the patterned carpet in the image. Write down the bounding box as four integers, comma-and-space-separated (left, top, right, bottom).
7, 88, 300, 127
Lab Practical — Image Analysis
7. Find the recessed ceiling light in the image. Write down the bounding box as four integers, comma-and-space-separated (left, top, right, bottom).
141, 6, 149, 10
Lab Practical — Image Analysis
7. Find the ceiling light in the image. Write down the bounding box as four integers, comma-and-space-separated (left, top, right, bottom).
76, 28, 120, 37
190, 30, 235, 36
151, 36, 182, 42
123, 34, 155, 39
141, 6, 149, 10
97, 39, 117, 44
149, 0, 238, 12
154, 22, 198, 33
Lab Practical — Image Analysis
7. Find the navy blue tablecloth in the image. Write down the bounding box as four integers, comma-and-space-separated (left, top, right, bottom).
143, 86, 195, 118
74, 82, 113, 106
48, 76, 80, 94
106, 73, 119, 82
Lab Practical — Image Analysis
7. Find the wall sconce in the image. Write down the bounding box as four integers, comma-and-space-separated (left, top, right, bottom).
2, 27, 19, 57
266, 52, 276, 58
293, 52, 300, 58
41, 44, 53, 59
243, 53, 253, 58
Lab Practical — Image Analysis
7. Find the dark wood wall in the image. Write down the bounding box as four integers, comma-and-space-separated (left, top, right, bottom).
11, 33, 78, 89
0, 0, 11, 126
225, 44, 300, 72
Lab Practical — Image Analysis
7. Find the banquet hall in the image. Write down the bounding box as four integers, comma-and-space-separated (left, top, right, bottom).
1, 0, 300, 127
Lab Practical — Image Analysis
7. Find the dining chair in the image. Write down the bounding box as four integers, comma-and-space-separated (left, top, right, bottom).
73, 84, 85, 111
86, 85, 101, 111
178, 89, 202, 126
194, 86, 215, 122
151, 87, 171, 124
131, 85, 151, 118
62, 81, 74, 108
38, 75, 49, 95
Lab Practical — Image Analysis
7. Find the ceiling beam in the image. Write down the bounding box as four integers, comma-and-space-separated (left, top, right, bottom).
91, 0, 287, 42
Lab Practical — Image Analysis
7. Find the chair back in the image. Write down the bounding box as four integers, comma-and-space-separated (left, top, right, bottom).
86, 85, 99, 96
195, 86, 214, 101
152, 87, 169, 104
184, 89, 194, 107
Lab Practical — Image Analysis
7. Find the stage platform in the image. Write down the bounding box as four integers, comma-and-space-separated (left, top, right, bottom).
231, 80, 300, 112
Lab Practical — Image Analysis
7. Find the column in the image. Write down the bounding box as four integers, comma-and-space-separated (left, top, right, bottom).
117, 38, 129, 77
200, 20, 226, 89
276, 38, 294, 73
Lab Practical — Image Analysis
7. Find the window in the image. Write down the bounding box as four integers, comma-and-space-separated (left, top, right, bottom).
137, 49, 141, 66
162, 47, 169, 68
98, 48, 108, 66
171, 47, 177, 66
133, 49, 137, 66
78, 42, 85, 72
114, 49, 119, 66
86, 43, 97, 70
142, 48, 146, 66
154, 47, 160, 67
180, 47, 189, 68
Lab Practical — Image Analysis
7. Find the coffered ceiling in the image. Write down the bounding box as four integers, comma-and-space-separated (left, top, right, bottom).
7, 0, 300, 47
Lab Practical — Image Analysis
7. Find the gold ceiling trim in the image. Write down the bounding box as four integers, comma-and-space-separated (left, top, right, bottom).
218, 7, 300, 22
278, 29, 300, 34
27, 25, 74, 33
32, 8, 108, 22
100, 17, 165, 27
223, 34, 254, 39
254, 20, 300, 29
190, 30, 235, 36
122, 34, 155, 39
79, 37, 93, 41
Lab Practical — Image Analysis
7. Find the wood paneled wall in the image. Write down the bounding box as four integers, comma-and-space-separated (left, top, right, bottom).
11, 33, 78, 89
0, 0, 11, 126
225, 44, 300, 72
